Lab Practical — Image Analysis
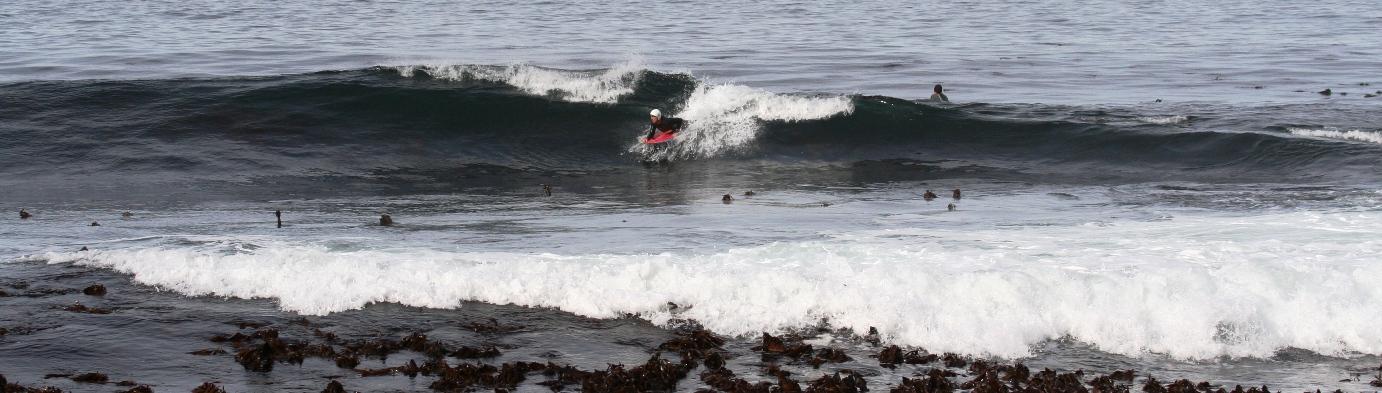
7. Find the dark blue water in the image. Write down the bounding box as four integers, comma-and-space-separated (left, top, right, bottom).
3, 1, 1382, 391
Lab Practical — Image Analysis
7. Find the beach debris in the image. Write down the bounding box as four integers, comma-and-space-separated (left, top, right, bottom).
82, 284, 106, 296
379, 214, 393, 226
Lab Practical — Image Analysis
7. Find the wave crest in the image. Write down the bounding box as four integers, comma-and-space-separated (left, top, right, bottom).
634, 84, 854, 160
1288, 127, 1382, 145
395, 60, 645, 104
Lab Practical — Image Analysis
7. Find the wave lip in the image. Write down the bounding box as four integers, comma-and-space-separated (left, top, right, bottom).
394, 60, 645, 104
1288, 127, 1382, 145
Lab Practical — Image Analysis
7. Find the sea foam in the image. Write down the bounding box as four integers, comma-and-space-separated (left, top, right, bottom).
1288, 127, 1382, 145
395, 59, 645, 104
37, 210, 1382, 361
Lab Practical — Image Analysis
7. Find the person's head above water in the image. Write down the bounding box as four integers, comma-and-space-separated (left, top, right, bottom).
649, 109, 662, 123
933, 84, 944, 94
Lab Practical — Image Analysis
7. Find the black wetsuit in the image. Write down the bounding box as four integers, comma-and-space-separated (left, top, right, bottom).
646, 117, 685, 139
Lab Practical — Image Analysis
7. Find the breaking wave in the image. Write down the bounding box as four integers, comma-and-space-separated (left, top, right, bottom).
31, 209, 1382, 360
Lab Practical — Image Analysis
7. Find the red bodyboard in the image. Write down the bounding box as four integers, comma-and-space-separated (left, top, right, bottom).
643, 131, 677, 144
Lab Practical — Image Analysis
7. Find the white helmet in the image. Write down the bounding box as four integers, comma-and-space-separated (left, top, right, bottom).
649, 109, 662, 117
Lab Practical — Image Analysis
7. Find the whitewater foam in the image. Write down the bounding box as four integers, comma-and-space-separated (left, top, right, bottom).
395, 59, 645, 104
1288, 127, 1382, 145
37, 210, 1382, 360
1137, 115, 1189, 125
635, 84, 854, 160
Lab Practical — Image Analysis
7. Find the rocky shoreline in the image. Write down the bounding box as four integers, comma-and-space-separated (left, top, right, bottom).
1, 263, 1375, 392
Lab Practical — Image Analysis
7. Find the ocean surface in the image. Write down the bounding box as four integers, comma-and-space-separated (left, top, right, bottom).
3, 0, 1382, 391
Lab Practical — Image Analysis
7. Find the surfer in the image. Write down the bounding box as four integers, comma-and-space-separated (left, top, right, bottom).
929, 84, 949, 102
645, 109, 685, 141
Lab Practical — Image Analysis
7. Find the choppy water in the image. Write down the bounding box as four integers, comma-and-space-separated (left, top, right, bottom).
3, 0, 1382, 391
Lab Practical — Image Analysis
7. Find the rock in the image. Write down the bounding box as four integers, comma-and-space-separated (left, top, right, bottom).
189, 348, 227, 355
703, 352, 726, 370
322, 380, 346, 393
83, 284, 107, 296
64, 303, 113, 314
236, 341, 275, 372
123, 385, 154, 393
335, 353, 360, 369
192, 382, 227, 393
379, 214, 393, 226
878, 345, 903, 365
79, 246, 89, 251
942, 353, 967, 368
71, 373, 108, 383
